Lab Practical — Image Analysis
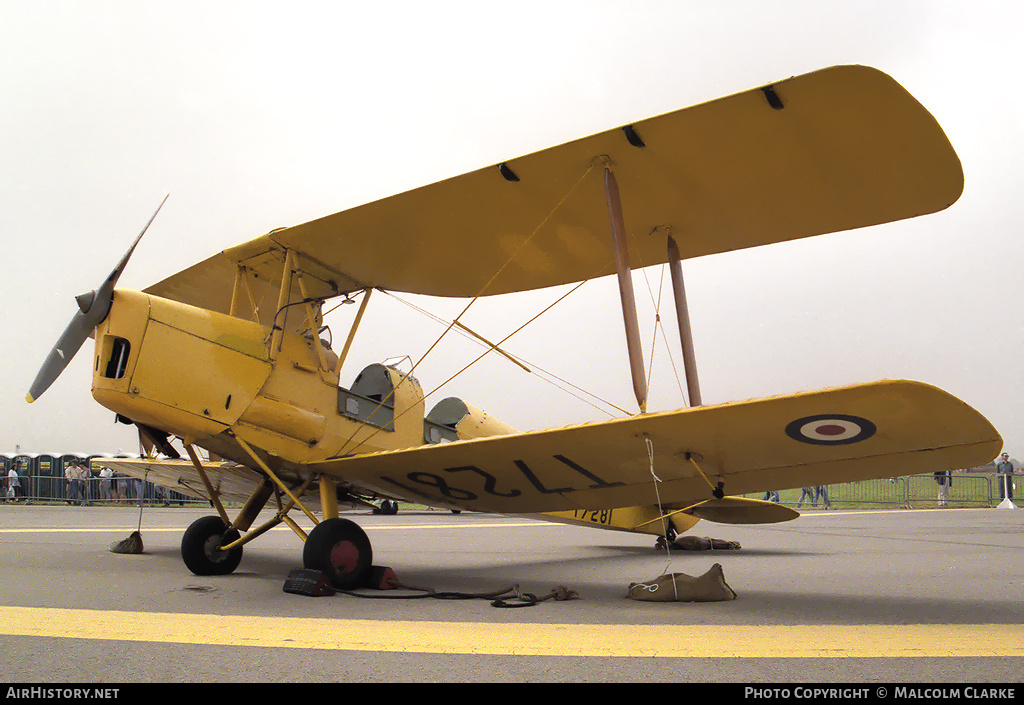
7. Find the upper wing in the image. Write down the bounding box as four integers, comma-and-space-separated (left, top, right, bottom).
310, 380, 1000, 513
146, 64, 962, 307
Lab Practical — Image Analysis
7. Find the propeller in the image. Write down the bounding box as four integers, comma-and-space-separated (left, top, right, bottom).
26, 195, 169, 403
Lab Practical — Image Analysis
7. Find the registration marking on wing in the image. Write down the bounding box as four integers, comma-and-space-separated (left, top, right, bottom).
376, 454, 626, 506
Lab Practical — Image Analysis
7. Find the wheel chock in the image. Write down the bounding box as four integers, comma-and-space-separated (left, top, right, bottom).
283, 568, 337, 597
367, 565, 399, 590
283, 566, 400, 595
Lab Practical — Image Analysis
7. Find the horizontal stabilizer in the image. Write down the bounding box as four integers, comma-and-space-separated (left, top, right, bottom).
685, 497, 800, 525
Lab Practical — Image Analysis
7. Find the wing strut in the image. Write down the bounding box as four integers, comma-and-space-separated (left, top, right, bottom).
667, 235, 702, 407
184, 444, 231, 526
235, 437, 321, 527
604, 168, 648, 413
269, 250, 297, 360
335, 288, 373, 376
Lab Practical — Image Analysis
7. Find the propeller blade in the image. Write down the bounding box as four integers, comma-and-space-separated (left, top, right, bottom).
98, 193, 169, 305
26, 194, 169, 403
26, 310, 95, 403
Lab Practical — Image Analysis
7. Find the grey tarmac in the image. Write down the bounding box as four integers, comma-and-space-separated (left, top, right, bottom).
0, 504, 1021, 683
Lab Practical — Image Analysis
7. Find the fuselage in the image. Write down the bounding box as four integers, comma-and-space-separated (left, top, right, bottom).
92, 290, 421, 468
90, 288, 701, 537
90, 289, 516, 482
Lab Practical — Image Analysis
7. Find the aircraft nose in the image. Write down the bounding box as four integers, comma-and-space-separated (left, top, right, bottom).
26, 194, 168, 404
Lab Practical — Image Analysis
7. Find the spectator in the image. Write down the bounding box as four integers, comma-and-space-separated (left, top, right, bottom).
98, 466, 114, 502
934, 469, 952, 507
65, 461, 82, 505
797, 487, 815, 508
996, 453, 1015, 501
79, 462, 93, 506
5, 465, 19, 502
815, 485, 832, 509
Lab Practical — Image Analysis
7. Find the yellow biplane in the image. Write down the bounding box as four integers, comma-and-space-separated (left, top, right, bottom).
27, 65, 1001, 588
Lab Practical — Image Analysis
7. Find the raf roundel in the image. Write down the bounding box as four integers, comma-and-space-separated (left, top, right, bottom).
785, 414, 877, 445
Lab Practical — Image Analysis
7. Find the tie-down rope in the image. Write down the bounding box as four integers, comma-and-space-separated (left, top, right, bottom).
645, 435, 678, 601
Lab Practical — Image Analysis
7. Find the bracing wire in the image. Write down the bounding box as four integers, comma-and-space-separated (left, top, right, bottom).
335, 164, 599, 457
638, 263, 687, 405
381, 288, 630, 418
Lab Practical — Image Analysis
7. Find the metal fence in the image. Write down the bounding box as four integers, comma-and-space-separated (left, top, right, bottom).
753, 473, 1015, 509
2, 471, 201, 506
2, 468, 1017, 510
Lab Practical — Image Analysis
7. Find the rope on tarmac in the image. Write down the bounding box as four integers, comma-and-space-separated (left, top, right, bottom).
338, 581, 580, 608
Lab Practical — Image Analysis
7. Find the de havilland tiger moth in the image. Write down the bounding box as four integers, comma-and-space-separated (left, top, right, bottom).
27, 65, 1002, 589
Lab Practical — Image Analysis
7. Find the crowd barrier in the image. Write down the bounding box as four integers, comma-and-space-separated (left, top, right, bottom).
750, 473, 1014, 509
2, 472, 201, 506
1, 469, 1017, 509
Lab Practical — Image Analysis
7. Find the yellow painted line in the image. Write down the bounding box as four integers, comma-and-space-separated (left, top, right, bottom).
0, 507, 985, 535
794, 507, 980, 516
1, 607, 1021, 657
0, 527, 172, 533
0, 521, 546, 534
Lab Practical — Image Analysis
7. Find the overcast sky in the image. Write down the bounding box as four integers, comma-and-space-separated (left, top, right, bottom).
3, 1, 1022, 461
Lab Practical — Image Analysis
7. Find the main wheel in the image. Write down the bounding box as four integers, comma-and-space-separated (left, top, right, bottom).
181, 515, 243, 576
303, 518, 373, 589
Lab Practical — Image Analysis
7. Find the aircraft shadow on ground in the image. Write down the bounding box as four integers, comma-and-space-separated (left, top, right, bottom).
134, 538, 817, 585
123, 541, 1024, 620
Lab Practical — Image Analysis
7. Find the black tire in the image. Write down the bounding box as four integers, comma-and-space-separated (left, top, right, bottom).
303, 518, 373, 589
376, 500, 398, 515
181, 515, 243, 576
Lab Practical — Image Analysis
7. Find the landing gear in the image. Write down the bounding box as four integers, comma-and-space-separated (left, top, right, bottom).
654, 520, 678, 550
178, 449, 378, 588
374, 499, 398, 515
181, 516, 243, 576
303, 518, 373, 589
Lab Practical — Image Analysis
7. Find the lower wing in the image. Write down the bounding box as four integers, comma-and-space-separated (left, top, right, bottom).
312, 379, 1001, 512
98, 380, 1000, 515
